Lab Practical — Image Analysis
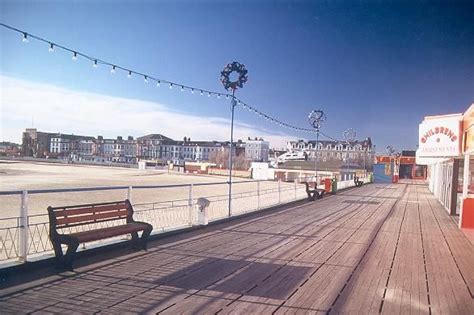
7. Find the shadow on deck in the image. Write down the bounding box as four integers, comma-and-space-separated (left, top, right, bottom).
1, 183, 473, 314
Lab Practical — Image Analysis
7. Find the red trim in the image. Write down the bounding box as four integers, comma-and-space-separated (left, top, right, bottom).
461, 198, 474, 229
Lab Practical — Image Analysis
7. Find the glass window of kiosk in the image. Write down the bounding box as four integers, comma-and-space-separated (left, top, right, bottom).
456, 157, 473, 215
458, 156, 474, 195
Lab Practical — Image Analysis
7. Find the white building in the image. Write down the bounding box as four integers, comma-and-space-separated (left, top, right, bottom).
245, 138, 270, 162
286, 138, 375, 166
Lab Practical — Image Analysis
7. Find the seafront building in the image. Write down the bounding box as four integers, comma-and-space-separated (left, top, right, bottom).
285, 138, 375, 164
245, 137, 270, 162
21, 128, 266, 165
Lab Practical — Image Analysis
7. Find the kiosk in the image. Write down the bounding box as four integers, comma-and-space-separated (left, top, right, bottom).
416, 104, 473, 228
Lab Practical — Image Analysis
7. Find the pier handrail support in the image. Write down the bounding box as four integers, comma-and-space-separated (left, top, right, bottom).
19, 190, 29, 263
188, 184, 194, 226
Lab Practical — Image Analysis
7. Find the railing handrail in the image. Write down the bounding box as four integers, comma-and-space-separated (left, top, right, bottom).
0, 179, 277, 196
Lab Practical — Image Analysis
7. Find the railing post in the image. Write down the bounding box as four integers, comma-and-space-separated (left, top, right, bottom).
126, 186, 133, 203
19, 190, 29, 263
188, 184, 193, 226
294, 179, 297, 200
278, 179, 281, 204
257, 181, 260, 210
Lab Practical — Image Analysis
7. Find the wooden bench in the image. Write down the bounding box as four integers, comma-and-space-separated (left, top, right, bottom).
304, 182, 325, 201
48, 200, 153, 270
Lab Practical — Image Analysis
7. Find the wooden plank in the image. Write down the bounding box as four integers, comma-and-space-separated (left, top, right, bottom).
53, 202, 127, 217
282, 264, 353, 313
327, 242, 368, 267
56, 209, 128, 226
159, 290, 240, 314
217, 295, 283, 314
296, 240, 344, 265
382, 225, 429, 314
330, 232, 398, 313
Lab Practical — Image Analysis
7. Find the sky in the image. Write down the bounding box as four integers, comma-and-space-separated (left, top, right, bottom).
1, 1, 473, 152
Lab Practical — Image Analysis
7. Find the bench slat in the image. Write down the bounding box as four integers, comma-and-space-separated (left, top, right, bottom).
56, 209, 129, 226
54, 203, 128, 217
69, 223, 151, 243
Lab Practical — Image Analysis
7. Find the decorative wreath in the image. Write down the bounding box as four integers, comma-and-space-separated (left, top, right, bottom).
308, 110, 326, 129
220, 62, 248, 91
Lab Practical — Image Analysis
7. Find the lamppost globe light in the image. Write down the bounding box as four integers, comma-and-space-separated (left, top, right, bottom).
343, 128, 356, 143
308, 110, 326, 130
308, 109, 326, 184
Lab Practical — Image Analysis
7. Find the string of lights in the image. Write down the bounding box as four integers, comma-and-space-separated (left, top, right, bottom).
1, 22, 345, 143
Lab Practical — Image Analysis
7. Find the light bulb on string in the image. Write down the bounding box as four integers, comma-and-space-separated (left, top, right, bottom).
156, 80, 161, 87
2, 24, 344, 139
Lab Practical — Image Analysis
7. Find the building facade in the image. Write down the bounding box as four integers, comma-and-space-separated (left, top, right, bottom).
245, 138, 270, 162
20, 128, 262, 165
286, 138, 375, 168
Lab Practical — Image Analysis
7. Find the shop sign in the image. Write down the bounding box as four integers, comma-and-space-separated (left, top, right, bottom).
376, 156, 391, 163
418, 115, 461, 157
400, 157, 416, 164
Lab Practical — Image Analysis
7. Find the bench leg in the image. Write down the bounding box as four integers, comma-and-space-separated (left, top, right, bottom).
51, 240, 64, 267
131, 225, 153, 250
131, 231, 140, 250
140, 225, 152, 250
63, 239, 79, 271
52, 237, 79, 271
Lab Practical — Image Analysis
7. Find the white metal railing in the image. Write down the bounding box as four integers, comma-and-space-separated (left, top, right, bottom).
0, 177, 372, 265
0, 180, 308, 265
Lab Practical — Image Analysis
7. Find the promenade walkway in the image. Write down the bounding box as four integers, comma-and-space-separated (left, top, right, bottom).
1, 182, 473, 314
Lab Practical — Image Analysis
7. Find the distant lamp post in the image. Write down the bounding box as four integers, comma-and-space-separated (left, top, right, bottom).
220, 62, 248, 217
308, 110, 326, 183
343, 128, 356, 173
386, 146, 399, 180
386, 145, 395, 156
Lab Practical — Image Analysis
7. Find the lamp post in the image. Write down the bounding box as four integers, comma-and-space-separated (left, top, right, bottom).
343, 128, 356, 175
220, 62, 248, 217
308, 110, 326, 184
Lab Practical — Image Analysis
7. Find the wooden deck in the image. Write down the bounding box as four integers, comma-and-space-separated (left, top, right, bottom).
1, 183, 473, 314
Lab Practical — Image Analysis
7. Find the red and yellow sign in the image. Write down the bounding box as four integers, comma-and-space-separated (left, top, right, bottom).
376, 156, 391, 163
399, 157, 416, 164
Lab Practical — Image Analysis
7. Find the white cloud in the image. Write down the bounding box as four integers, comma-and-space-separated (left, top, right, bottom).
0, 76, 296, 148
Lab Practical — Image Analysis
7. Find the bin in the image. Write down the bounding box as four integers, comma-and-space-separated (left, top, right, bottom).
324, 178, 332, 193
331, 178, 337, 194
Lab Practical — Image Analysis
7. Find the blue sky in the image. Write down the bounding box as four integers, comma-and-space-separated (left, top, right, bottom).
1, 1, 473, 152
